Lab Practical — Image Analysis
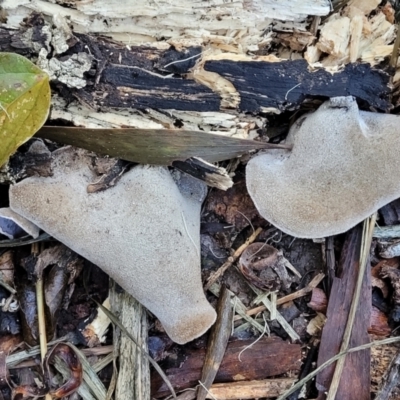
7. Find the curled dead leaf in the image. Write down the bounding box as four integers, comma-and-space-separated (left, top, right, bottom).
239, 243, 282, 290
44, 343, 83, 398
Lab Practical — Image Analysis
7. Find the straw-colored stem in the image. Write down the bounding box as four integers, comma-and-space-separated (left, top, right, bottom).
32, 243, 52, 400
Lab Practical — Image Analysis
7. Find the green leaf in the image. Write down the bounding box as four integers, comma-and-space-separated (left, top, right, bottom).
0, 52, 51, 167
37, 127, 291, 164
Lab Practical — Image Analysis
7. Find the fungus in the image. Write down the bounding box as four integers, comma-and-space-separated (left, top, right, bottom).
9, 147, 216, 344
246, 96, 400, 238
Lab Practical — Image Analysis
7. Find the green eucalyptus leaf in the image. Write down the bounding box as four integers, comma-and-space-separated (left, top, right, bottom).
0, 52, 51, 167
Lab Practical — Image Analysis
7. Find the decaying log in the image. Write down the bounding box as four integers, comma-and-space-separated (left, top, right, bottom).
109, 280, 150, 400
316, 225, 371, 400
0, 12, 393, 141
1, 25, 392, 113
151, 337, 301, 398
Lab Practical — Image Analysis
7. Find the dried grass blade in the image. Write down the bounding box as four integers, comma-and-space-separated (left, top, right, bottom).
67, 343, 107, 400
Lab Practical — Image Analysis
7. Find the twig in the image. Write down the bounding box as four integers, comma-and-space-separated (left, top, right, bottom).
205, 227, 262, 291
235, 273, 325, 320
0, 276, 17, 294
326, 213, 377, 400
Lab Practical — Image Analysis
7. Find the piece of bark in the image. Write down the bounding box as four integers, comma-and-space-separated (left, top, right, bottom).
80, 298, 112, 348
203, 58, 391, 111
316, 225, 371, 399
325, 236, 336, 296
172, 158, 234, 191
151, 337, 301, 398
197, 285, 232, 400
206, 378, 297, 399
374, 226, 400, 239
369, 307, 391, 337
109, 280, 150, 400
380, 242, 400, 259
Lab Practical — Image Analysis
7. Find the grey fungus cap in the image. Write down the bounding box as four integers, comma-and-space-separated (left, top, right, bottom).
246, 96, 400, 238
9, 147, 216, 344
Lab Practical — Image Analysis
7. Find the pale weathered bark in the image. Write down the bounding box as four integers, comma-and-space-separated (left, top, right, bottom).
109, 280, 150, 400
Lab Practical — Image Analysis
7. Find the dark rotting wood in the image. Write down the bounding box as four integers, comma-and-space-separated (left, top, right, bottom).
151, 337, 301, 398
316, 225, 371, 400
204, 59, 391, 111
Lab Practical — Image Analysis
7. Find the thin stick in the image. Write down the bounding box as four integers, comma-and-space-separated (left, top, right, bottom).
0, 276, 17, 294
326, 213, 377, 400
205, 227, 262, 291
234, 272, 325, 321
